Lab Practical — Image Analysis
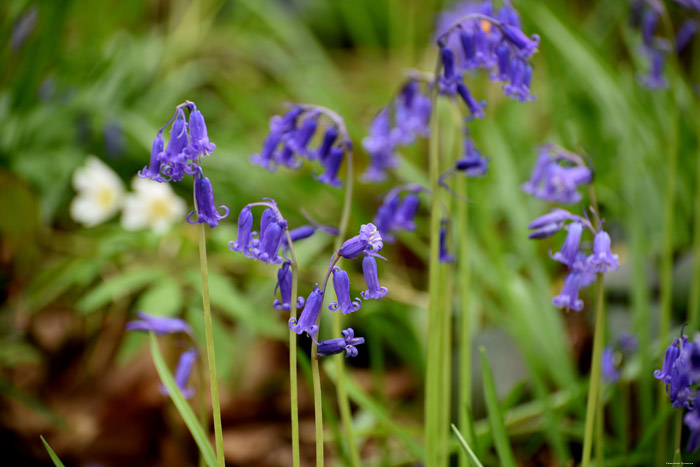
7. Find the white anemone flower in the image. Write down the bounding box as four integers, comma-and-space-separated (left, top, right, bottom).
121, 177, 186, 234
70, 156, 125, 227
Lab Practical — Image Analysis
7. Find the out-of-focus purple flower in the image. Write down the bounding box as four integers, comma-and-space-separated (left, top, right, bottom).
361, 255, 389, 300
11, 6, 38, 51
527, 209, 582, 239
686, 405, 700, 452
186, 109, 216, 158
392, 194, 420, 232
676, 19, 698, 52
500, 23, 539, 58
456, 83, 486, 120
316, 146, 344, 188
316, 126, 339, 161
104, 119, 124, 158
552, 272, 584, 311
674, 0, 700, 13
186, 171, 229, 229
289, 285, 323, 336
490, 42, 511, 82
328, 267, 362, 314
316, 328, 365, 358
159, 348, 198, 399
392, 81, 431, 145
602, 347, 620, 383
503, 58, 535, 102
251, 107, 302, 171
439, 46, 461, 95
340, 223, 384, 259
439, 222, 454, 263
456, 138, 489, 177
273, 261, 305, 311
126, 312, 192, 335
551, 222, 583, 268
639, 48, 668, 90
251, 131, 283, 171
654, 333, 697, 409
139, 131, 166, 182
362, 109, 398, 183
618, 333, 638, 353
374, 190, 401, 241
641, 9, 658, 47
287, 115, 318, 159
587, 230, 620, 272
522, 146, 592, 204
228, 206, 254, 252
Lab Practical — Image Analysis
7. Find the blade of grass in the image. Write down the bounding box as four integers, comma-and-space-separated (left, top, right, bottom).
451, 424, 484, 467
149, 333, 218, 467
479, 346, 517, 467
40, 436, 65, 467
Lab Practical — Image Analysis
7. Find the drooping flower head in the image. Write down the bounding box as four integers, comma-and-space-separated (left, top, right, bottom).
289, 285, 323, 336
522, 145, 593, 204
361, 255, 389, 300
316, 328, 366, 358
229, 200, 288, 265
372, 185, 426, 242
654, 330, 698, 409
339, 223, 384, 259
273, 261, 306, 311
187, 169, 229, 229
159, 348, 198, 399
328, 267, 363, 314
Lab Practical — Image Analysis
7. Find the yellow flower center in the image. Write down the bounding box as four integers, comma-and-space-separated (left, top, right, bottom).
150, 198, 171, 220
96, 187, 115, 208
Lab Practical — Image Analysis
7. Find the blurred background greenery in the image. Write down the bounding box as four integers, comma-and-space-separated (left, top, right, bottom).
0, 0, 698, 465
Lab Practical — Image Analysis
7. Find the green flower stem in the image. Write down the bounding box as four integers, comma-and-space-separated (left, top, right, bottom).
688, 106, 700, 331
425, 55, 444, 467
675, 409, 683, 458
581, 273, 606, 467
197, 224, 225, 467
331, 151, 361, 467
595, 384, 604, 466
284, 228, 301, 467
311, 350, 324, 466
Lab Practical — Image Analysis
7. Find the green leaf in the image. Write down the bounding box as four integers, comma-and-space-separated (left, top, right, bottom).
479, 347, 517, 467
148, 333, 218, 467
451, 424, 484, 467
77, 268, 164, 314
136, 276, 182, 317
673, 448, 682, 464
40, 436, 65, 467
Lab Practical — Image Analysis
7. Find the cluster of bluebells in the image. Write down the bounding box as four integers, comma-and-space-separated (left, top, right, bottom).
362, 80, 432, 182
630, 0, 699, 90
522, 144, 593, 204
601, 333, 638, 383
528, 208, 619, 311
373, 185, 423, 242
288, 223, 389, 358
655, 329, 700, 451
251, 105, 352, 188
439, 136, 490, 198
139, 101, 228, 228
126, 312, 198, 399
229, 201, 289, 265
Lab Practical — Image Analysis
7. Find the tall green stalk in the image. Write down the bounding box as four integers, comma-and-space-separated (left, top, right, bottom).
688, 107, 700, 331
331, 151, 360, 467
197, 224, 225, 467
581, 274, 606, 467
425, 56, 444, 467
285, 229, 301, 467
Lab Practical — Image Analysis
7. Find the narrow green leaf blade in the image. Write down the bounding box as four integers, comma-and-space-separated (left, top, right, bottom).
40, 436, 65, 467
451, 424, 484, 467
149, 333, 218, 467
479, 347, 517, 467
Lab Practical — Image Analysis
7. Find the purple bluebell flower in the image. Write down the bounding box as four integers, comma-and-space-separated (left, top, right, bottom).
552, 272, 584, 311
276, 141, 302, 170
10, 6, 38, 51
316, 146, 344, 188
185, 109, 216, 158
686, 405, 700, 452
551, 222, 583, 268
254, 220, 286, 264
676, 19, 698, 52
500, 23, 539, 58
503, 58, 535, 102
654, 337, 683, 384
316, 126, 339, 161
340, 223, 384, 259
273, 261, 305, 311
328, 267, 362, 314
361, 255, 389, 300
374, 190, 401, 241
523, 147, 592, 204
602, 347, 620, 383
286, 115, 318, 159
228, 206, 254, 252
654, 333, 697, 408
251, 131, 283, 171
641, 8, 658, 47
456, 138, 489, 177
392, 194, 420, 232
528, 209, 582, 239
490, 42, 511, 82
139, 131, 166, 182
160, 114, 196, 182
522, 153, 552, 195
289, 285, 323, 336
251, 107, 303, 171
439, 222, 454, 263
392, 81, 432, 145
362, 109, 398, 183
187, 171, 229, 228
618, 333, 638, 354
126, 311, 192, 335
439, 46, 461, 95
456, 83, 486, 120
587, 230, 620, 272
639, 48, 668, 90
316, 328, 365, 358
159, 348, 198, 399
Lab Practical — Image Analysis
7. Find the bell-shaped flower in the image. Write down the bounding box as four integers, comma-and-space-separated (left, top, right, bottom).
654, 338, 683, 384
361, 255, 388, 300
392, 194, 420, 232
315, 126, 339, 161
500, 23, 539, 58
439, 223, 454, 263
138, 131, 166, 182
289, 285, 323, 336
287, 115, 318, 159
159, 348, 198, 399
503, 58, 535, 102
490, 42, 511, 82
160, 116, 196, 182
587, 230, 620, 272
551, 222, 583, 268
185, 109, 216, 158
126, 311, 192, 336
374, 190, 401, 242
316, 146, 344, 188
601, 347, 620, 383
552, 272, 584, 311
686, 406, 700, 452
640, 48, 668, 90
316, 328, 365, 358
528, 209, 581, 239
456, 83, 486, 120
455, 139, 489, 177
362, 109, 397, 182
251, 131, 283, 171
273, 261, 305, 311
340, 223, 384, 259
459, 27, 476, 68
187, 171, 229, 228
329, 267, 362, 314
228, 206, 254, 252
253, 220, 286, 264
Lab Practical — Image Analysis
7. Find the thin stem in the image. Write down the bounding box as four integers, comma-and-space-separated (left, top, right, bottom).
688, 104, 700, 330
674, 409, 683, 457
284, 227, 301, 467
332, 151, 361, 466
595, 384, 604, 466
311, 352, 324, 467
581, 274, 606, 467
425, 54, 444, 467
197, 224, 225, 467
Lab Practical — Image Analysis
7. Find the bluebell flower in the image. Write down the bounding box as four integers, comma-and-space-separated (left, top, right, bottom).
361, 255, 389, 300
289, 285, 323, 336
439, 222, 454, 263
503, 58, 535, 102
456, 138, 489, 177
339, 223, 384, 259
139, 130, 166, 182
187, 170, 229, 228
551, 222, 583, 268
392, 194, 420, 232
676, 19, 698, 52
316, 328, 365, 358
392, 81, 432, 145
287, 114, 318, 159
490, 42, 511, 82
500, 23, 539, 58
373, 190, 401, 241
251, 107, 303, 171
159, 348, 198, 399
251, 131, 284, 171
185, 108, 216, 158
641, 8, 658, 47
439, 46, 461, 95
160, 114, 197, 182
456, 83, 486, 120
228, 206, 254, 252
686, 405, 700, 452
316, 146, 344, 188
523, 146, 592, 204
126, 311, 192, 335
316, 126, 339, 161
639, 48, 668, 90
602, 347, 620, 383
273, 261, 305, 311
252, 219, 286, 264
618, 333, 639, 354
527, 209, 582, 239
552, 271, 584, 311
654, 333, 697, 409
329, 267, 362, 314
587, 229, 620, 272
362, 109, 398, 183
